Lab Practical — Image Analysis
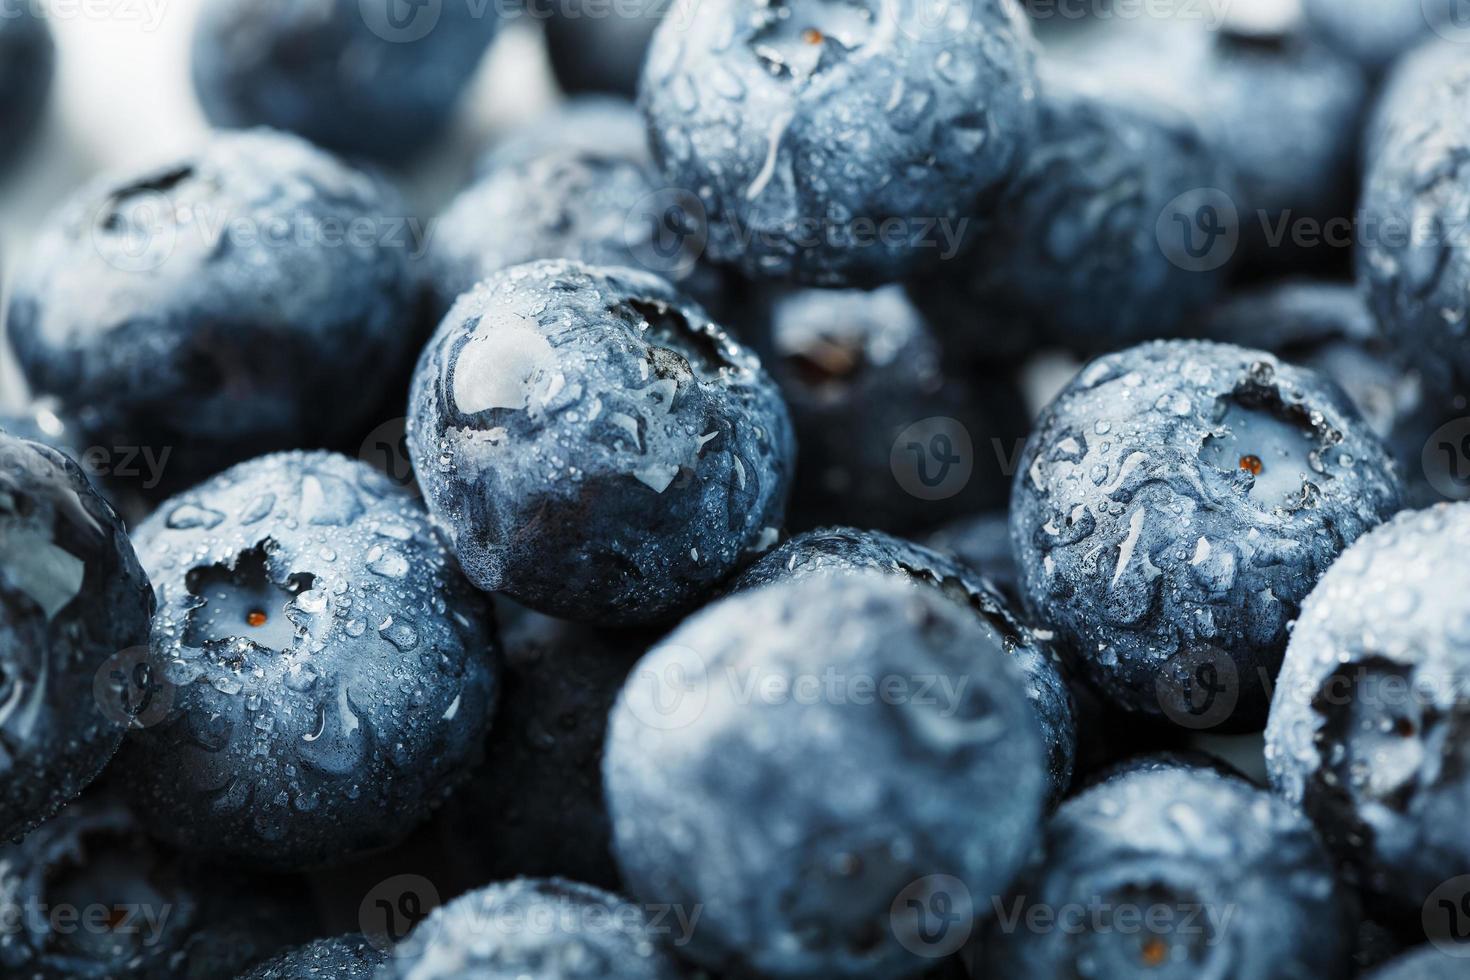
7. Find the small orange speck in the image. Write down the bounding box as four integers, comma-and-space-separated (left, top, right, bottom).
802, 27, 824, 44
246, 610, 268, 628
1239, 454, 1263, 476
1141, 936, 1168, 967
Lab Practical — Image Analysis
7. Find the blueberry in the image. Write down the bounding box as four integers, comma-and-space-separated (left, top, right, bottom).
1265, 504, 1470, 919
1361, 46, 1470, 398
975, 764, 1354, 979
1196, 281, 1430, 500
6, 129, 420, 495
379, 877, 685, 979
428, 149, 716, 318
436, 606, 647, 889
477, 97, 650, 175
0, 795, 313, 979
1051, 9, 1366, 272
640, 0, 1038, 285
0, 0, 53, 173
407, 260, 795, 626
0, 405, 87, 467
923, 511, 1019, 606
191, 0, 499, 163
111, 451, 500, 871
235, 934, 385, 980
941, 64, 1232, 353
0, 433, 153, 841
1364, 947, 1464, 980
1011, 340, 1403, 730
1301, 0, 1439, 72
733, 526, 1075, 803
545, 0, 664, 97
762, 286, 1025, 532
605, 572, 1047, 978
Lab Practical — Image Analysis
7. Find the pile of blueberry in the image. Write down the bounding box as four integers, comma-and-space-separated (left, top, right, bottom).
3, 0, 1470, 977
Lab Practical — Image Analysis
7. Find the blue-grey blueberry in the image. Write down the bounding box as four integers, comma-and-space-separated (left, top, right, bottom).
0, 0, 53, 172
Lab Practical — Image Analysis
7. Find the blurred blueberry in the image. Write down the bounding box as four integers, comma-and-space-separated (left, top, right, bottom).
236, 934, 385, 980
477, 96, 650, 175
0, 0, 53, 172
544, 0, 665, 97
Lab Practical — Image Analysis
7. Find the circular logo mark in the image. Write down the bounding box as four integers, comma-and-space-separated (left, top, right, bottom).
1427, 0, 1470, 44
360, 874, 441, 951
1155, 644, 1240, 730
890, 875, 974, 959
1423, 875, 1470, 957
892, 0, 977, 44
891, 418, 974, 502
358, 417, 419, 495
624, 186, 709, 281
1423, 417, 1470, 502
624, 643, 708, 732
361, 0, 443, 42
91, 190, 178, 274
93, 646, 175, 729
1156, 187, 1239, 273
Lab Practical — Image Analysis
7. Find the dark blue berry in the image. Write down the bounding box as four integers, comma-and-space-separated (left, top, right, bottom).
191, 0, 500, 163
0, 795, 313, 979
975, 764, 1354, 978
111, 451, 500, 871
762, 286, 1024, 531
640, 0, 1039, 285
6, 129, 420, 494
1364, 946, 1464, 980
1266, 504, 1470, 919
605, 572, 1047, 978
407, 260, 795, 626
1301, 0, 1439, 71
733, 526, 1075, 803
0, 0, 53, 173
1011, 340, 1402, 730
545, 0, 664, 97
380, 878, 685, 979
0, 433, 153, 841
235, 934, 385, 980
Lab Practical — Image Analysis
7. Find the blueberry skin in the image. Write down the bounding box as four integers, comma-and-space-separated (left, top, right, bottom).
1301, 0, 1437, 72
0, 434, 154, 841
6, 129, 419, 494
605, 573, 1047, 978
0, 0, 53, 172
379, 878, 685, 979
236, 934, 385, 980
478, 97, 650, 175
1265, 504, 1470, 918
733, 527, 1075, 804
191, 0, 499, 163
924, 511, 1019, 606
949, 66, 1232, 352
545, 0, 664, 97
1361, 51, 1470, 398
975, 765, 1354, 979
1364, 947, 1464, 980
408, 260, 795, 626
762, 286, 1024, 532
436, 607, 647, 890
428, 149, 714, 318
640, 0, 1038, 286
1011, 340, 1403, 730
112, 451, 500, 871
0, 796, 313, 979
